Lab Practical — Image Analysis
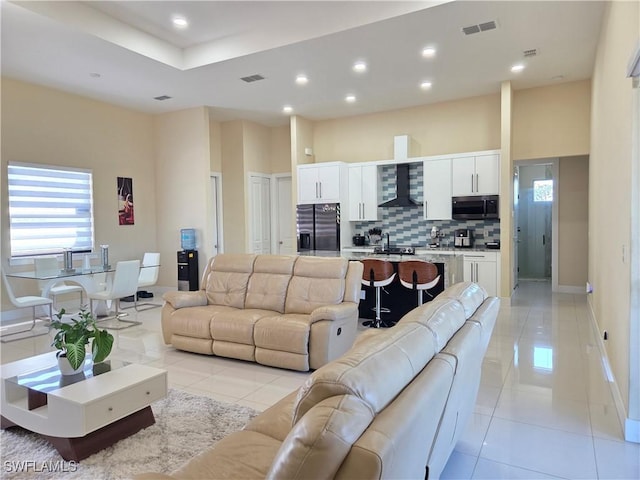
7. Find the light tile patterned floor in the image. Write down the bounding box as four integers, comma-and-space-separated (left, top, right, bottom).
1, 280, 638, 479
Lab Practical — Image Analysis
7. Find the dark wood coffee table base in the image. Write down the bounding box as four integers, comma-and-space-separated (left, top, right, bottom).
1, 406, 155, 461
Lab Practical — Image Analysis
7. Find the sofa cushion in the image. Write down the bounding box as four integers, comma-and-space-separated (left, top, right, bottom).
210, 309, 275, 345
397, 298, 467, 351
171, 305, 238, 338
292, 321, 436, 423
254, 314, 311, 354
204, 254, 256, 308
170, 430, 280, 480
285, 257, 348, 315
245, 255, 296, 313
267, 395, 374, 480
437, 281, 488, 319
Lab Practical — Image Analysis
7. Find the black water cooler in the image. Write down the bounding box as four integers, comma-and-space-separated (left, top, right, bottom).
177, 250, 199, 291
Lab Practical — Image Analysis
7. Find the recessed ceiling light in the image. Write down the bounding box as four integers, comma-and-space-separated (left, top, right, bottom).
420, 81, 432, 90
283, 105, 293, 114
172, 16, 188, 28
295, 74, 308, 85
511, 64, 525, 73
422, 47, 437, 58
353, 61, 367, 73
345, 94, 356, 103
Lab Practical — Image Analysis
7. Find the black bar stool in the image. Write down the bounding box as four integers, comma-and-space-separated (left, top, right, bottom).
361, 259, 396, 328
398, 260, 440, 306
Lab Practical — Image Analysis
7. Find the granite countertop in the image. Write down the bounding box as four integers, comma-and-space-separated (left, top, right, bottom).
299, 249, 463, 263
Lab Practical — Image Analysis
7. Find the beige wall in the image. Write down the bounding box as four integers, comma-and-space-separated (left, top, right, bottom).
513, 80, 591, 161
243, 121, 271, 173
270, 125, 292, 174
313, 94, 501, 163
209, 119, 222, 172
154, 107, 212, 287
1, 78, 156, 306
589, 0, 638, 416
220, 121, 246, 253
558, 155, 589, 287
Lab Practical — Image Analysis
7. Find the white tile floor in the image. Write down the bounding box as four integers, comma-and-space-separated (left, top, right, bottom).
1, 280, 638, 479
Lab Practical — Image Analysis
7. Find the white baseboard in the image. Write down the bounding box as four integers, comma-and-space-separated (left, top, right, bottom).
557, 285, 587, 294
626, 418, 640, 443
587, 299, 639, 443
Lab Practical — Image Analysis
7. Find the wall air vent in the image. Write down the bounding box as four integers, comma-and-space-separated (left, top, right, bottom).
462, 20, 497, 35
154, 95, 172, 101
240, 74, 265, 83
523, 49, 538, 57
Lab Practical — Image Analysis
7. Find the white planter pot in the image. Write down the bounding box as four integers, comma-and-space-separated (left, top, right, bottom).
57, 352, 85, 376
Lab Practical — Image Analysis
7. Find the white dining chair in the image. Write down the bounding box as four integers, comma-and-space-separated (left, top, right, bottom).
34, 257, 84, 309
1, 268, 53, 342
134, 252, 160, 311
88, 260, 141, 330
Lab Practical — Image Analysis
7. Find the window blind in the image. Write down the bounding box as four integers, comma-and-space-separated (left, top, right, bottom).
8, 163, 94, 257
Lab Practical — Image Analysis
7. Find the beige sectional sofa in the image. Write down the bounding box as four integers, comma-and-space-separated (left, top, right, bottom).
161, 254, 364, 371
141, 282, 499, 480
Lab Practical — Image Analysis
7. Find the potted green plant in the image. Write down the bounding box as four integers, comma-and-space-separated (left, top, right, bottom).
50, 308, 114, 375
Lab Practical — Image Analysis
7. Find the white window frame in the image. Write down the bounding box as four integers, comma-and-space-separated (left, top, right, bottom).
8, 162, 95, 258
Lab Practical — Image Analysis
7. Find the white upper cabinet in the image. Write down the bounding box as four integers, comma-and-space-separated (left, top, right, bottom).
348, 164, 379, 221
423, 158, 452, 220
452, 154, 499, 196
297, 163, 342, 204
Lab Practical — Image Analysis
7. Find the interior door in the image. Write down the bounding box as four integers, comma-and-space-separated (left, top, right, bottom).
512, 166, 519, 289
275, 176, 294, 254
518, 165, 552, 279
210, 175, 220, 256
250, 175, 271, 254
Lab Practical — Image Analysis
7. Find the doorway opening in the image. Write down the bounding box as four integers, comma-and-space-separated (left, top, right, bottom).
516, 162, 557, 282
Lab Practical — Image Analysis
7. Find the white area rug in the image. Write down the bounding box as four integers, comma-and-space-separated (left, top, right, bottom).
0, 389, 258, 479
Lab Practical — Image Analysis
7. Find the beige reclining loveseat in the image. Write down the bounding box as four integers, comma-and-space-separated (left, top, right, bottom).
161, 253, 364, 371
141, 282, 500, 479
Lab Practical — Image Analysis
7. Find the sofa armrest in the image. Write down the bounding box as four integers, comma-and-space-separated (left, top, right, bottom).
162, 290, 208, 309
310, 302, 358, 323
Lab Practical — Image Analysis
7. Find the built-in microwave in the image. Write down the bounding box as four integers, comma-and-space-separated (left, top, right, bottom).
452, 195, 499, 220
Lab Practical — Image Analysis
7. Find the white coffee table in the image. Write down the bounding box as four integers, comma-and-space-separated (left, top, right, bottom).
1, 351, 167, 461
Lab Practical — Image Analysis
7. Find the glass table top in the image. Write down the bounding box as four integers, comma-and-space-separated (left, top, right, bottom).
6, 358, 129, 394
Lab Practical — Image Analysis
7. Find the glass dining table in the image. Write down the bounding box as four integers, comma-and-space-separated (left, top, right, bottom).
7, 265, 121, 316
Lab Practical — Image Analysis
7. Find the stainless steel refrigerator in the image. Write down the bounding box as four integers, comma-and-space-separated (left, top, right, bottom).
296, 203, 341, 251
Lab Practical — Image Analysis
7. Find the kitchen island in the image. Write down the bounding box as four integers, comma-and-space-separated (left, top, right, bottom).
299, 248, 464, 325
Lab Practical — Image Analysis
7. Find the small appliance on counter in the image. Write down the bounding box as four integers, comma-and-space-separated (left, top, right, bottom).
454, 229, 474, 248
353, 234, 366, 246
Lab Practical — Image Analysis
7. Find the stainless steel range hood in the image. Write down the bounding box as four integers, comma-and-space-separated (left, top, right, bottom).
378, 163, 420, 207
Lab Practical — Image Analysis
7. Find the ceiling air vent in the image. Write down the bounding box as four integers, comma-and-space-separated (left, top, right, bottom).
462, 20, 497, 35
523, 49, 538, 58
240, 74, 265, 83
154, 95, 172, 101
462, 25, 480, 35
479, 21, 496, 32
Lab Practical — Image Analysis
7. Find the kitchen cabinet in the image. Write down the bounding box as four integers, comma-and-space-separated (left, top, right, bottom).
297, 163, 342, 204
452, 154, 499, 196
423, 158, 452, 220
348, 164, 379, 221
463, 251, 499, 297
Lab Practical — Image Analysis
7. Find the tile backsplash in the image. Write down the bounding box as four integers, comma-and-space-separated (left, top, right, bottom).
354, 163, 500, 247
